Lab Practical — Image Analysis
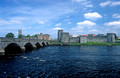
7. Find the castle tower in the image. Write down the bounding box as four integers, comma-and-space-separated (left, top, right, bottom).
58, 30, 63, 41
61, 32, 70, 44
107, 33, 115, 43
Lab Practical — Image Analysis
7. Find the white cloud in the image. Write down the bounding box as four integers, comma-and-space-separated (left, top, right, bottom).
38, 21, 45, 24
112, 1, 120, 6
72, 0, 93, 8
72, 0, 86, 2
100, 1, 120, 7
84, 12, 102, 20
55, 23, 62, 26
53, 27, 62, 30
77, 20, 96, 27
113, 14, 120, 19
68, 22, 71, 24
91, 29, 98, 32
72, 20, 96, 32
86, 4, 93, 7
100, 1, 111, 7
0, 19, 22, 25
105, 21, 120, 27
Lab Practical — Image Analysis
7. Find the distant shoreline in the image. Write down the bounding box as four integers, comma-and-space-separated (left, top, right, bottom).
49, 42, 120, 46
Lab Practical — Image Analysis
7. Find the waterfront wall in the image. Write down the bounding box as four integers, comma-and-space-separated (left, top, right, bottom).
70, 37, 79, 43
58, 30, 116, 44
80, 36, 88, 43
87, 36, 107, 42
61, 32, 70, 44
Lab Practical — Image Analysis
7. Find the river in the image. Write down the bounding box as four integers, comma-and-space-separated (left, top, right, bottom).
0, 46, 120, 77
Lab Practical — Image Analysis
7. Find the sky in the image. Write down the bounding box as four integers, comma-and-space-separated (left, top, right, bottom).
0, 0, 120, 39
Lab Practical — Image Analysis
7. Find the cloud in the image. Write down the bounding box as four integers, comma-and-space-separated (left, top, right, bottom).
68, 22, 71, 24
55, 23, 62, 26
113, 14, 120, 19
105, 21, 120, 27
100, 1, 120, 7
84, 12, 102, 20
77, 20, 96, 26
100, 1, 111, 7
72, 20, 96, 32
86, 4, 93, 7
72, 0, 85, 2
72, 0, 93, 8
90, 29, 98, 32
53, 27, 62, 30
0, 19, 22, 25
111, 1, 120, 6
38, 21, 45, 24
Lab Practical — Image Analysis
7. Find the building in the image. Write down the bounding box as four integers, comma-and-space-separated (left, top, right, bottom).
18, 29, 22, 35
58, 30, 69, 44
71, 35, 79, 37
58, 30, 63, 41
58, 30, 116, 44
38, 33, 43, 39
88, 34, 96, 37
81, 35, 88, 37
43, 34, 50, 40
37, 33, 50, 40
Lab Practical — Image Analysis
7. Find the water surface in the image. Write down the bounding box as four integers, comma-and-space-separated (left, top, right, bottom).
0, 46, 120, 77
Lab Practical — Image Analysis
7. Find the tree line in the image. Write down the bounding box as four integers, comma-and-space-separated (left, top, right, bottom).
5, 32, 38, 39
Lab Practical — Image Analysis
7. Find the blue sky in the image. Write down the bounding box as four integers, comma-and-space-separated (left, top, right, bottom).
0, 0, 120, 38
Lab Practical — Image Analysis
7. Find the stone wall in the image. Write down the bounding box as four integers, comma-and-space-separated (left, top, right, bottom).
70, 37, 79, 43
87, 36, 107, 42
61, 32, 70, 44
58, 30, 116, 44
80, 36, 88, 43
70, 33, 115, 43
107, 33, 115, 43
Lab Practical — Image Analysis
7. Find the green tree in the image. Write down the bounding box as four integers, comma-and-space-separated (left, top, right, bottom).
18, 34, 23, 39
34, 34, 38, 39
26, 34, 31, 38
6, 32, 14, 38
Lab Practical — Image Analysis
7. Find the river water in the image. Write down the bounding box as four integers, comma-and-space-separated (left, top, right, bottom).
0, 46, 120, 77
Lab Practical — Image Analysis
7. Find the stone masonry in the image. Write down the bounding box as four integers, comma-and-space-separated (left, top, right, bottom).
58, 30, 116, 44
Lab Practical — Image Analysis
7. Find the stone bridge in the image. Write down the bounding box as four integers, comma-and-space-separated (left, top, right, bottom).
0, 37, 49, 55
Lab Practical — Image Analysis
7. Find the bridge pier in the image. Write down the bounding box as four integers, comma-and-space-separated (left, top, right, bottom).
0, 49, 5, 55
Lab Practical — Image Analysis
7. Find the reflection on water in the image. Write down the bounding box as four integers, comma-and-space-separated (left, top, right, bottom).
0, 46, 120, 77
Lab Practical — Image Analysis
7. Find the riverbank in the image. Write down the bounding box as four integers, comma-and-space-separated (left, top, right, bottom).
69, 42, 120, 46
49, 41, 120, 46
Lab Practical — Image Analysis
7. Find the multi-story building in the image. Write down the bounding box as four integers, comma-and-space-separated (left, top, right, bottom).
38, 33, 43, 39
37, 33, 50, 40
43, 34, 50, 40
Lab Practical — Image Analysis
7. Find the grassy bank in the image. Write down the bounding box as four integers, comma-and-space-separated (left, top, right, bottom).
69, 42, 120, 46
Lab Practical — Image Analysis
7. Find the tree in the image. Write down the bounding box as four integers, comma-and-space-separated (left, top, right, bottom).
18, 34, 23, 39
26, 34, 31, 38
6, 32, 14, 38
33, 34, 38, 39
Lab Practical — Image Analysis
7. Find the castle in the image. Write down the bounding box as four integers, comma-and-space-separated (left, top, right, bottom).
58, 30, 116, 44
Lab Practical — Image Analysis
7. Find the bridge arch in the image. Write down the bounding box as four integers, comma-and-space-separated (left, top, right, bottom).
5, 43, 22, 55
42, 42, 46, 47
24, 42, 34, 51
35, 42, 42, 49
46, 42, 49, 46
